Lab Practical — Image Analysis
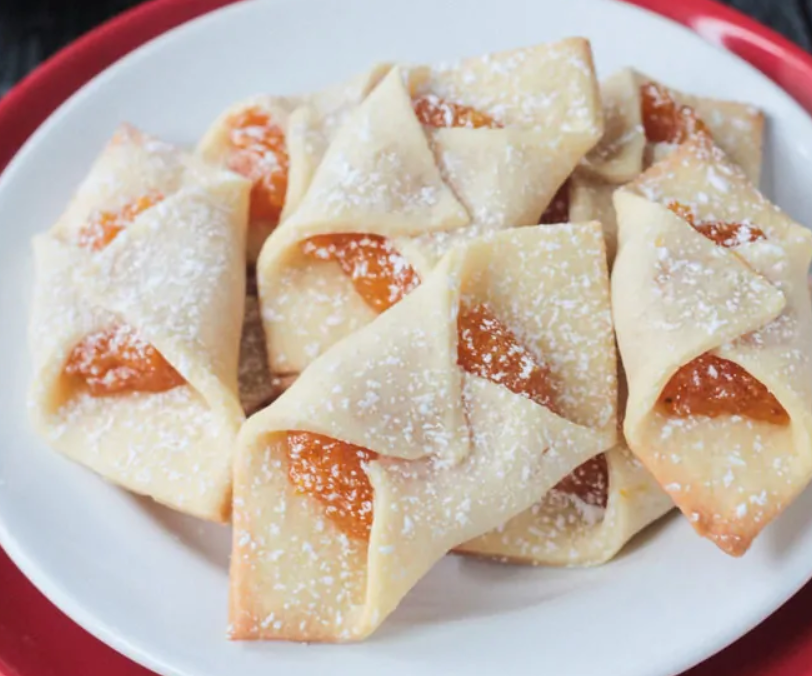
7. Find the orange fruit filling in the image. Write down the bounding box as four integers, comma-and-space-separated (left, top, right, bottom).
539, 180, 571, 225
554, 454, 608, 509
668, 201, 767, 247
300, 234, 420, 313
65, 324, 184, 396
78, 193, 163, 251
412, 95, 501, 129
659, 353, 789, 424
226, 107, 289, 225
287, 431, 377, 541
457, 302, 558, 411
640, 82, 709, 145
660, 203, 785, 423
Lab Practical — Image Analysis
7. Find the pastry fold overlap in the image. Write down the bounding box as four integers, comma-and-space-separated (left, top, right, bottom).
569, 68, 764, 261
231, 225, 617, 640
199, 65, 391, 261
613, 134, 812, 555
257, 39, 603, 376
29, 125, 250, 521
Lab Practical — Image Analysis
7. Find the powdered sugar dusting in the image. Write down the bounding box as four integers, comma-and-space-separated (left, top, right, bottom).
260, 41, 602, 372
235, 224, 617, 638
29, 124, 247, 520
617, 134, 812, 555
48, 386, 232, 515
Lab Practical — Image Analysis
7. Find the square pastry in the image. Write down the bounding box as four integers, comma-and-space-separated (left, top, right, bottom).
230, 224, 617, 641
28, 125, 250, 522
513, 70, 767, 565
613, 133, 812, 556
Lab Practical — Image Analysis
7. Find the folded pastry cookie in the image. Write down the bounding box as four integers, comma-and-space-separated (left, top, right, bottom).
613, 134, 812, 556
198, 65, 390, 262
29, 124, 250, 522
258, 38, 602, 377
552, 69, 764, 262
230, 225, 617, 641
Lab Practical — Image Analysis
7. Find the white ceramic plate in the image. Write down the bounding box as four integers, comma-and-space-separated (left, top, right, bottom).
2, 1, 812, 675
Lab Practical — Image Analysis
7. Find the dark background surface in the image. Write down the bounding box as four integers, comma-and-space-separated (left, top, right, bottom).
0, 0, 812, 96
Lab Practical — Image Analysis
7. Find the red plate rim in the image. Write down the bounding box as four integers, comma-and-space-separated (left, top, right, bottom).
2, 1, 812, 675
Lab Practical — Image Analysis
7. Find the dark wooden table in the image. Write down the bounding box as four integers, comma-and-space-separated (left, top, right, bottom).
0, 0, 811, 96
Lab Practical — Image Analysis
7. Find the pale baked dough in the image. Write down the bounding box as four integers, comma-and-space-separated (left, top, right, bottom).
29, 124, 250, 522
459, 445, 672, 566
508, 76, 767, 565
457, 234, 669, 566
198, 65, 391, 262
230, 225, 617, 641
571, 68, 764, 262
613, 134, 812, 556
257, 38, 603, 376
582, 68, 764, 185
482, 71, 763, 566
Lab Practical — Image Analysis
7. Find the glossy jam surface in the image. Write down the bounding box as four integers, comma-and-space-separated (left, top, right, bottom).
668, 202, 767, 247
413, 95, 500, 129
554, 454, 608, 508
640, 82, 708, 145
660, 353, 789, 424
65, 324, 184, 396
539, 181, 570, 225
287, 432, 377, 541
457, 303, 558, 411
78, 193, 163, 251
301, 234, 420, 313
226, 108, 289, 224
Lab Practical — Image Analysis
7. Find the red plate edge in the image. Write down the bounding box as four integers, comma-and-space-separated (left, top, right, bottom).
2, 0, 812, 674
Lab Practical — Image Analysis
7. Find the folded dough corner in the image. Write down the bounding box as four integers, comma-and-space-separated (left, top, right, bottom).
230, 225, 617, 641
28, 124, 250, 523
198, 64, 391, 262
255, 38, 604, 377
565, 67, 764, 264
613, 133, 812, 556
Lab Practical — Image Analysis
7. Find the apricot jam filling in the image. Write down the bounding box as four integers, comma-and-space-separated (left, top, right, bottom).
554, 454, 609, 509
539, 180, 571, 225
287, 431, 377, 541
65, 324, 184, 397
70, 197, 182, 397
667, 202, 767, 247
660, 354, 788, 424
457, 302, 558, 411
658, 203, 786, 423
300, 234, 420, 313
412, 95, 501, 129
78, 193, 163, 251
226, 107, 289, 225
640, 82, 708, 145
